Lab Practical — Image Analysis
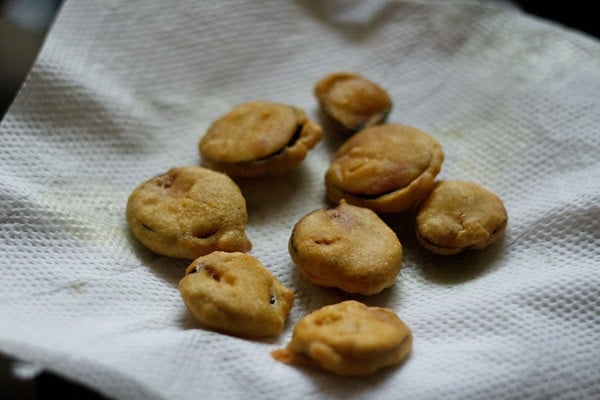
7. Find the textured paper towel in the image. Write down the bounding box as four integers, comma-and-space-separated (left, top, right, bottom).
1, 0, 599, 399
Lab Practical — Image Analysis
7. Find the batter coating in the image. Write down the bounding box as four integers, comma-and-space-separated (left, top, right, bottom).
315, 72, 392, 131
289, 200, 402, 295
199, 101, 322, 177
416, 180, 508, 255
325, 124, 444, 213
179, 252, 294, 337
272, 300, 412, 376
126, 166, 251, 259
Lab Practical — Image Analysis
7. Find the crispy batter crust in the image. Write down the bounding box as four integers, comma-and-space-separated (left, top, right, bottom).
199, 102, 322, 177
325, 124, 444, 213
289, 201, 402, 295
416, 180, 508, 255
126, 166, 251, 259
315, 72, 392, 131
179, 252, 294, 337
272, 301, 412, 376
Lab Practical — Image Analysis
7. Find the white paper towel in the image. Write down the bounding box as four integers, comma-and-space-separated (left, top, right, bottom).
1, 1, 599, 399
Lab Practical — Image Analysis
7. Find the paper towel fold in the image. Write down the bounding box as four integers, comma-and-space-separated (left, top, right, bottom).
1, 1, 599, 399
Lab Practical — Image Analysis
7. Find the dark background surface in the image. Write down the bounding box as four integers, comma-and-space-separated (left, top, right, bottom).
0, 1, 597, 399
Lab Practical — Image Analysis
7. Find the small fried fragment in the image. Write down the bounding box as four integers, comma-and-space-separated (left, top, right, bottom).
199, 101, 322, 177
289, 200, 402, 295
126, 166, 251, 259
315, 72, 392, 131
325, 124, 444, 213
272, 300, 412, 376
416, 180, 508, 255
179, 252, 294, 337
